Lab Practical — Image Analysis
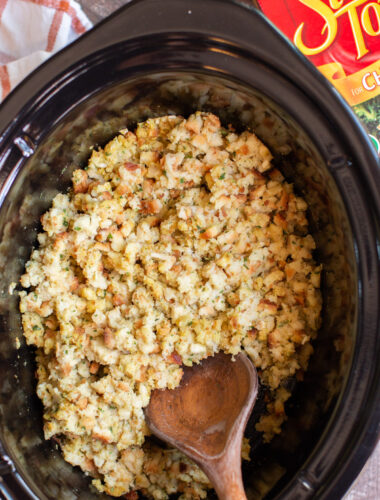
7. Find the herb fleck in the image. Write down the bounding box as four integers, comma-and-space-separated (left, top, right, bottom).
278, 320, 289, 327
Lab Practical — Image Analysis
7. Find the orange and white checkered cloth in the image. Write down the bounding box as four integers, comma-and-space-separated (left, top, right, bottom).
0, 0, 92, 102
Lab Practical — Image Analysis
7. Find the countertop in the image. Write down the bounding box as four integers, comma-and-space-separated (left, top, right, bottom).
78, 1, 379, 499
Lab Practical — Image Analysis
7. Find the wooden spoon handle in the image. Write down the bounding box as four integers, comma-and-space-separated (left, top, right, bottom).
211, 467, 247, 500
204, 447, 247, 500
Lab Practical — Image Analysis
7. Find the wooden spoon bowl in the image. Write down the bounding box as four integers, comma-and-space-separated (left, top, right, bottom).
145, 352, 259, 500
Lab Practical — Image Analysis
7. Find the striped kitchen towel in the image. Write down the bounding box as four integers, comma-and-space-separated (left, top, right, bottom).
0, 0, 92, 102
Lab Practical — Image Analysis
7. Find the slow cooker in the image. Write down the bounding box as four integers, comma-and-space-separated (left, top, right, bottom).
0, 0, 378, 499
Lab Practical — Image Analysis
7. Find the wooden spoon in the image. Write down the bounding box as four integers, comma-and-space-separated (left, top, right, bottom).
145, 352, 259, 500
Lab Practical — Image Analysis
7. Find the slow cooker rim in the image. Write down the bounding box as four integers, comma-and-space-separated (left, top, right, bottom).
0, 1, 378, 499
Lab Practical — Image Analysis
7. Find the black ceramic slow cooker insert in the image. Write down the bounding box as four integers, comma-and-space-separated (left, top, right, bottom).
0, 1, 379, 499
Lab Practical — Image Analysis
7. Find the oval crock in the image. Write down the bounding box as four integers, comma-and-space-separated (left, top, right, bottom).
0, 1, 378, 500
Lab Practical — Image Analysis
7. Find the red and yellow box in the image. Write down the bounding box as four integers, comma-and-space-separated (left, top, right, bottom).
257, 0, 380, 152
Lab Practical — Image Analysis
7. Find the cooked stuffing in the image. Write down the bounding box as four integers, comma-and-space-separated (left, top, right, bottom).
20, 112, 322, 499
